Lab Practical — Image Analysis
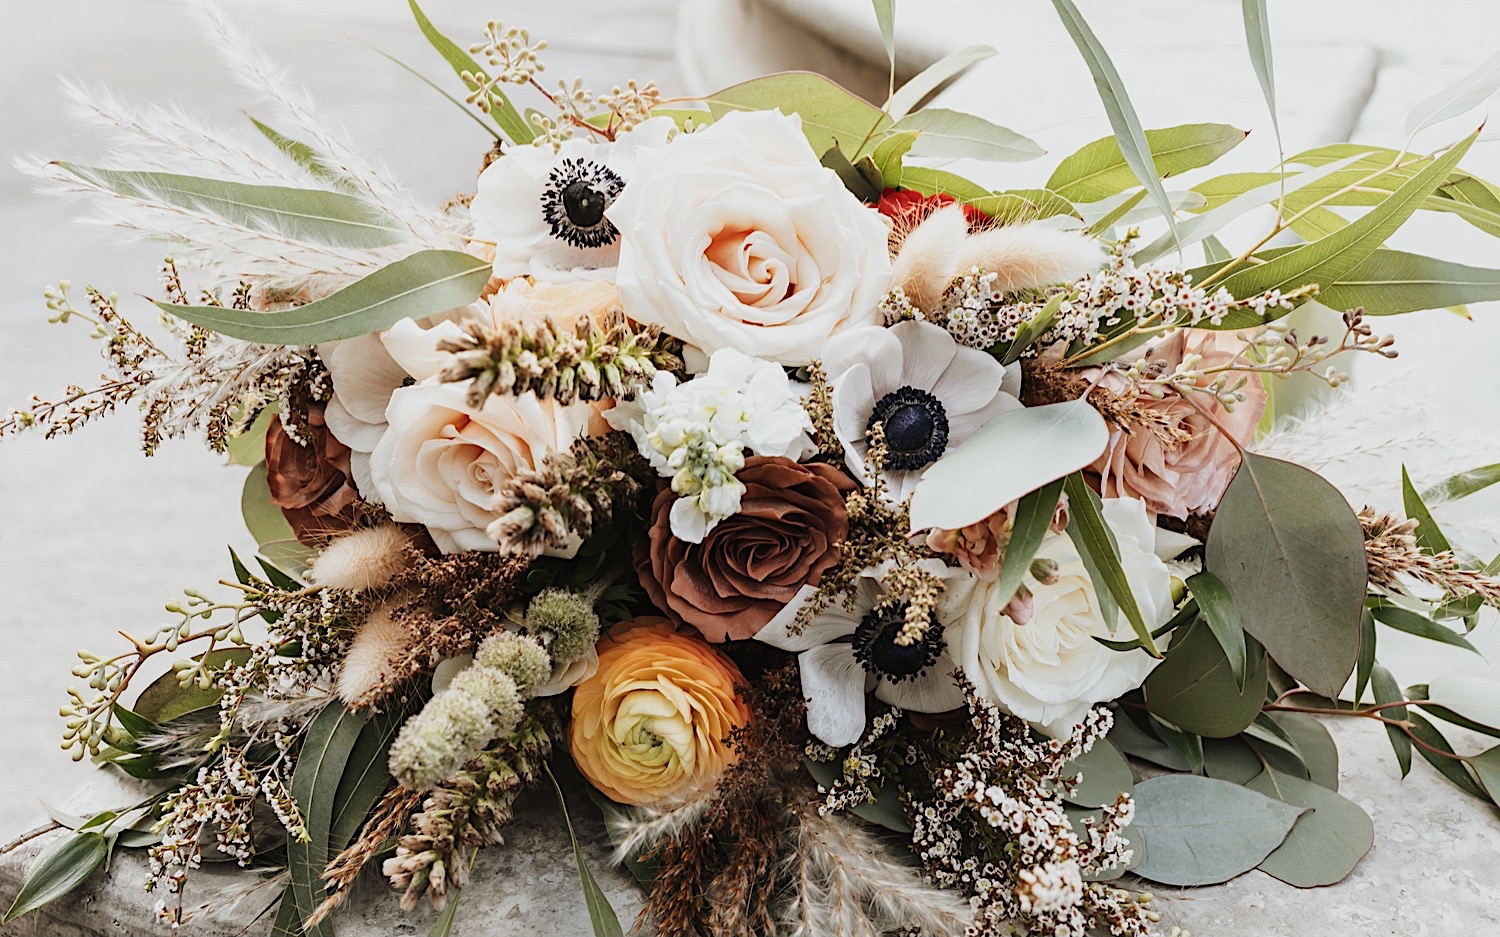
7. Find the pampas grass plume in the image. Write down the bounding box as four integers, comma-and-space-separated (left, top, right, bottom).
891, 204, 967, 312
310, 525, 410, 592
337, 603, 414, 706
954, 224, 1103, 294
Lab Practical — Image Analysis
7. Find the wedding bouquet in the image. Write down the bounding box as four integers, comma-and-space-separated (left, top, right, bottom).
8, 1, 1500, 935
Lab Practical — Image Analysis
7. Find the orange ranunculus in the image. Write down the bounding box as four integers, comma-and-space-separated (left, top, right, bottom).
569, 618, 750, 806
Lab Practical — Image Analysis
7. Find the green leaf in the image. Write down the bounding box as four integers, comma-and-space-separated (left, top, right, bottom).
893, 108, 1044, 163
1246, 768, 1372, 887
870, 0, 895, 84
987, 478, 1065, 617
1144, 621, 1268, 738
1268, 711, 1339, 790
1129, 774, 1304, 887
1049, 0, 1182, 251
133, 647, 253, 724
1312, 248, 1500, 316
1063, 473, 1157, 655
329, 696, 423, 852
1371, 663, 1412, 777
1082, 189, 1147, 237
429, 890, 461, 937
1240, 0, 1281, 150
1186, 571, 1248, 691
1202, 737, 1261, 784
871, 129, 919, 185
55, 163, 402, 249
820, 146, 882, 202
909, 401, 1107, 532
1473, 744, 1500, 800
242, 463, 317, 570
226, 406, 277, 467
977, 188, 1080, 223
162, 249, 490, 345
803, 758, 911, 832
1061, 738, 1134, 808
247, 117, 357, 191
1423, 462, 1500, 503
407, 0, 532, 143
1426, 673, 1500, 731
1370, 602, 1478, 654
1355, 608, 1377, 703
1406, 50, 1500, 138
1205, 453, 1367, 698
1211, 131, 1478, 325
885, 45, 997, 121
704, 72, 890, 159
1405, 711, 1492, 803
1151, 718, 1205, 775
278, 701, 371, 937
1203, 233, 1232, 264
544, 764, 625, 937
1402, 465, 1452, 553
891, 165, 993, 201
1046, 123, 1247, 204
3, 832, 111, 923
1107, 705, 1190, 770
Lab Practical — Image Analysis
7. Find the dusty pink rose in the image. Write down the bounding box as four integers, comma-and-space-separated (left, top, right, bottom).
1089, 330, 1267, 519
926, 496, 1069, 580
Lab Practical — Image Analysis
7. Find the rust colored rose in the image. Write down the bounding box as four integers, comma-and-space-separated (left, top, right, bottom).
636, 456, 855, 642
570, 618, 751, 806
265, 402, 361, 545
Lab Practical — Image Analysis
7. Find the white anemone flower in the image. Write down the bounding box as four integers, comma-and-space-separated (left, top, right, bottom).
470, 117, 675, 282
755, 560, 978, 747
823, 319, 1022, 503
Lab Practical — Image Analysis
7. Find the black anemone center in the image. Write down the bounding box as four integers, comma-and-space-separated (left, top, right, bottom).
867, 386, 949, 471
542, 158, 625, 249
850, 603, 944, 682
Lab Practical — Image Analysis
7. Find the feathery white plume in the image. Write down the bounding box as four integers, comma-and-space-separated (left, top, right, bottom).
891, 204, 967, 312
337, 603, 416, 706
607, 797, 713, 865
954, 224, 1104, 294
310, 525, 412, 592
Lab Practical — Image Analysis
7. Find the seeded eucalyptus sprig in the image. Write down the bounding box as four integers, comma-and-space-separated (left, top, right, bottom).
489, 432, 654, 556
437, 308, 683, 407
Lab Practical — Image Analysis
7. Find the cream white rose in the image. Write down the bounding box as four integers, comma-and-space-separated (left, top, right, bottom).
958, 497, 1188, 737
369, 382, 593, 553
607, 109, 893, 368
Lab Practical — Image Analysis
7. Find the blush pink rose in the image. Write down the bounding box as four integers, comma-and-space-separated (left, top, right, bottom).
926, 496, 1070, 580
1089, 330, 1266, 519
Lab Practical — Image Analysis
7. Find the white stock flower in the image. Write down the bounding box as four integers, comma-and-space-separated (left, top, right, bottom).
958, 497, 1188, 737
605, 348, 814, 542
471, 117, 675, 282
823, 319, 1022, 502
607, 109, 893, 367
755, 561, 978, 748
369, 382, 594, 553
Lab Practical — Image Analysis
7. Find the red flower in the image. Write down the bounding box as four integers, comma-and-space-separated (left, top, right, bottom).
875, 188, 990, 230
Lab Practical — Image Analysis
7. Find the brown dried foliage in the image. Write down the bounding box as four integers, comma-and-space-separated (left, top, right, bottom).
1021, 357, 1191, 446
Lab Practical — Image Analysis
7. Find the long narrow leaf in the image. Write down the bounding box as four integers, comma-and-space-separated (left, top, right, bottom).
1423, 462, 1500, 503
870, 0, 896, 93
885, 45, 997, 120
1406, 712, 1492, 802
1187, 571, 1249, 691
408, 0, 532, 143
544, 764, 624, 937
1406, 50, 1500, 138
247, 116, 358, 191
1050, 0, 1180, 252
895, 108, 1044, 163
1402, 465, 1452, 553
991, 479, 1065, 613
3, 832, 110, 923
1240, 0, 1281, 149
1062, 472, 1157, 656
158, 249, 490, 345
1371, 664, 1412, 777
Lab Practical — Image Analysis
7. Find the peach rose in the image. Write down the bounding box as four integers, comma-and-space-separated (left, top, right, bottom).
926, 495, 1070, 580
1088, 330, 1266, 519
570, 619, 750, 806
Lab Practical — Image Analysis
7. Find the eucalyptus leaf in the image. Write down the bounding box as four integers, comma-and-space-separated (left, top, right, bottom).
704, 72, 890, 159
428, 890, 461, 937
1371, 602, 1478, 654
893, 165, 993, 201
1240, 0, 1281, 150
159, 249, 491, 345
1202, 737, 1261, 784
1210, 131, 1478, 327
545, 764, 625, 937
329, 695, 422, 851
1046, 123, 1247, 204
1314, 248, 1500, 316
242, 463, 317, 571
1151, 718, 1205, 775
1246, 768, 1372, 887
226, 406, 277, 467
57, 163, 403, 249
895, 108, 1044, 163
1144, 620, 1267, 738
1406, 712, 1492, 803
909, 400, 1107, 532
885, 45, 996, 121
1107, 706, 1190, 770
1064, 473, 1157, 654
1402, 465, 1452, 553
1186, 570, 1248, 691
1205, 453, 1367, 698
133, 647, 253, 724
1423, 462, 1500, 503
407, 0, 532, 143
871, 129, 919, 185
1355, 608, 1377, 703
1426, 673, 1500, 730
1371, 664, 1412, 777
1129, 774, 1304, 887
3, 832, 110, 923
1406, 50, 1500, 138
1062, 738, 1134, 808
870, 0, 896, 84
988, 479, 1064, 617
1268, 711, 1339, 790
820, 146, 881, 202
1471, 744, 1500, 799
248, 117, 357, 190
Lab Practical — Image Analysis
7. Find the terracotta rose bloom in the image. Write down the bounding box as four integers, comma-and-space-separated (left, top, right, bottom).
1089, 330, 1267, 519
570, 619, 751, 806
264, 403, 361, 545
637, 456, 855, 642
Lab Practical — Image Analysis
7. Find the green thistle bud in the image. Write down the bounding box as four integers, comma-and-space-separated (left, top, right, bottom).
475, 631, 551, 696
525, 587, 600, 665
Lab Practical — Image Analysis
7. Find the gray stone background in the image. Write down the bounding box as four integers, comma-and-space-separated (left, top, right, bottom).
3, 0, 1500, 934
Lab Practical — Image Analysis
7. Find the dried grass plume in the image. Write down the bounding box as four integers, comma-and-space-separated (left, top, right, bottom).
310, 524, 411, 592
337, 601, 416, 706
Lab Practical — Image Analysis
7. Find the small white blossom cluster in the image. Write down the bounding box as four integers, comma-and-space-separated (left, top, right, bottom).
906, 687, 1152, 937
817, 707, 901, 816
879, 268, 1102, 354
605, 348, 814, 542
1078, 240, 1237, 331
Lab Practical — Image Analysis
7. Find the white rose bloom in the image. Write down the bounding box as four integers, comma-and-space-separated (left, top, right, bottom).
471, 117, 675, 282
959, 497, 1189, 737
605, 347, 814, 542
369, 381, 594, 553
607, 109, 893, 368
